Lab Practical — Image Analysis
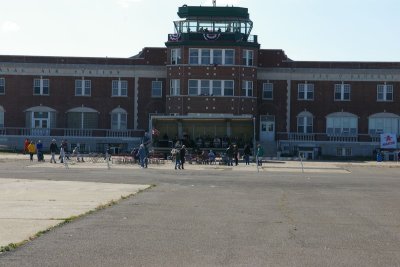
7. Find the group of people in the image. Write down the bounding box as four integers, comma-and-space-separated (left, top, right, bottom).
23, 138, 83, 163
171, 145, 187, 170
24, 139, 44, 162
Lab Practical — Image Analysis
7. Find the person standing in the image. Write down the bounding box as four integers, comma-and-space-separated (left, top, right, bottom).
233, 144, 239, 166
137, 144, 147, 169
174, 147, 181, 170
226, 144, 234, 166
243, 144, 251, 165
256, 144, 264, 166
27, 141, 36, 161
36, 140, 44, 162
180, 145, 187, 169
49, 139, 58, 163
23, 138, 30, 155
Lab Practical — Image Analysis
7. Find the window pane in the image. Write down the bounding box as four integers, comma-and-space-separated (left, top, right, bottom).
213, 50, 222, 65
188, 80, 198, 95
224, 80, 234, 96
212, 80, 221, 96
224, 50, 234, 65
201, 49, 210, 65
189, 49, 199, 64
200, 80, 210, 95
152, 81, 162, 97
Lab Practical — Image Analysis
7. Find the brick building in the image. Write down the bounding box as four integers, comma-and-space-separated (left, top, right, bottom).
0, 4, 400, 158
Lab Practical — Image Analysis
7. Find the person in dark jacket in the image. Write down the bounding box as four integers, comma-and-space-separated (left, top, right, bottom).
49, 139, 58, 163
180, 145, 187, 169
243, 144, 251, 165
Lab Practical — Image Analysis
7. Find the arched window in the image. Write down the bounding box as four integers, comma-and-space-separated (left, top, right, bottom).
66, 107, 99, 129
110, 107, 127, 130
297, 111, 313, 133
326, 112, 358, 135
368, 112, 399, 135
24, 106, 57, 129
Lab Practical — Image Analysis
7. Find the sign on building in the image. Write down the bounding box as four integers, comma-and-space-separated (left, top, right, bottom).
380, 133, 397, 149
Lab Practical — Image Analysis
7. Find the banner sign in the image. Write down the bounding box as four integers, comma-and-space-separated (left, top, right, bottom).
380, 133, 397, 149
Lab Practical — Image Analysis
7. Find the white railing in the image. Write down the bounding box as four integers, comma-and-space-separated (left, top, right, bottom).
288, 133, 315, 141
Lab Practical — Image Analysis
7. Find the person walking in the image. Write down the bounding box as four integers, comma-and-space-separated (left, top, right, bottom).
256, 144, 264, 166
27, 141, 36, 161
243, 144, 251, 165
49, 139, 58, 163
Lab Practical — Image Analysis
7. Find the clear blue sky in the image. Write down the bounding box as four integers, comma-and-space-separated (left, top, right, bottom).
1, 0, 399, 62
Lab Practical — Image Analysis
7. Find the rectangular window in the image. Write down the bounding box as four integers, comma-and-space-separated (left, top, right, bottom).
189, 49, 234, 65
298, 83, 314, 100
171, 48, 181, 64
75, 79, 91, 96
262, 83, 273, 99
241, 80, 253, 97
242, 50, 253, 66
200, 80, 210, 95
336, 147, 352, 157
334, 83, 351, 101
0, 78, 4, 94
377, 84, 393, 101
152, 81, 162, 97
170, 79, 180, 96
223, 80, 234, 96
188, 80, 198, 95
201, 49, 211, 65
112, 80, 128, 97
188, 79, 234, 96
212, 80, 222, 96
33, 78, 50, 95
189, 49, 199, 65
224, 50, 234, 65
213, 49, 223, 65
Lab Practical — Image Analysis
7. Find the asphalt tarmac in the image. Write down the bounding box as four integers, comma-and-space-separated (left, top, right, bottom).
0, 154, 400, 266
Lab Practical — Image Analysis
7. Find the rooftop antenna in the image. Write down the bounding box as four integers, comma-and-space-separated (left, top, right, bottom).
213, 0, 216, 7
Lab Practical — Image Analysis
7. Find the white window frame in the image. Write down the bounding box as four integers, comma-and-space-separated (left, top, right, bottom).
171, 48, 182, 65
298, 83, 314, 100
334, 83, 351, 101
33, 77, 50, 95
368, 113, 399, 135
170, 79, 180, 96
241, 80, 253, 97
189, 48, 235, 65
0, 78, 4, 95
112, 80, 128, 97
111, 112, 127, 130
188, 79, 234, 96
326, 113, 358, 136
297, 114, 313, 133
377, 83, 393, 101
262, 83, 273, 100
242, 49, 253, 66
152, 81, 162, 98
75, 78, 91, 96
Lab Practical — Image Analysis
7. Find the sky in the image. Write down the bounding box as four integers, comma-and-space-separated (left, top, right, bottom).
1, 0, 400, 62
